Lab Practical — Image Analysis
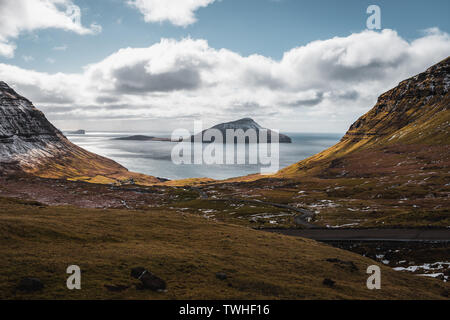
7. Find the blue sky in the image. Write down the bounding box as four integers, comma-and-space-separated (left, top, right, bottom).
4, 0, 450, 73
0, 0, 449, 132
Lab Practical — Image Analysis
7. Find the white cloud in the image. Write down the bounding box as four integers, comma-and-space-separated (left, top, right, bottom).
0, 41, 16, 59
127, 0, 216, 27
0, 29, 449, 132
0, 0, 100, 57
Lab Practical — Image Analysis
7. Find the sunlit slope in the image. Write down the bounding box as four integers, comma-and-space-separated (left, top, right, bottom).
278, 56, 450, 178
27, 140, 160, 185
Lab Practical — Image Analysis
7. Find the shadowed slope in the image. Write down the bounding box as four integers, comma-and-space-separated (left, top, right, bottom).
0, 82, 160, 185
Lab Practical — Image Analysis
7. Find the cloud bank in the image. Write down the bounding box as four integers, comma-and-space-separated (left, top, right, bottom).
0, 0, 100, 58
0, 29, 449, 131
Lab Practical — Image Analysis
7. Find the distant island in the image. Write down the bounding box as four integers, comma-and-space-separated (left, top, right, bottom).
114, 119, 292, 144
65, 129, 86, 135
113, 135, 173, 142
113, 119, 292, 144
191, 118, 292, 143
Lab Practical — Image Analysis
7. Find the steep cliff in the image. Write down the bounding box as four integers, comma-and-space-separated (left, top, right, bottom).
343, 56, 449, 146
278, 56, 450, 177
0, 82, 159, 185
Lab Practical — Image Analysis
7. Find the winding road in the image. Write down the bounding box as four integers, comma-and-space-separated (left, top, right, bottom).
190, 186, 450, 242
190, 186, 317, 228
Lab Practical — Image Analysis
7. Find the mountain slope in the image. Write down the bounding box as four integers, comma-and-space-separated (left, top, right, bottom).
278, 56, 450, 177
0, 81, 159, 185
206, 58, 449, 228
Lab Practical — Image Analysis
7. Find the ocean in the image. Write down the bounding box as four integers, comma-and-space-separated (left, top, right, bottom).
66, 132, 343, 180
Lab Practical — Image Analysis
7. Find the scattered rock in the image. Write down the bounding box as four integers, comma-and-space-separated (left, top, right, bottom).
216, 272, 228, 281
323, 278, 335, 287
131, 267, 147, 279
131, 267, 166, 292
434, 274, 445, 281
17, 278, 44, 292
104, 284, 130, 292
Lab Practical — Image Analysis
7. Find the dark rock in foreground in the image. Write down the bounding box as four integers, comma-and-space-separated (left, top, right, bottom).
17, 278, 44, 292
216, 272, 228, 280
131, 267, 166, 291
323, 278, 336, 287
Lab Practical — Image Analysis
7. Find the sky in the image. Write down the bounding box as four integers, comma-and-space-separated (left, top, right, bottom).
0, 0, 449, 133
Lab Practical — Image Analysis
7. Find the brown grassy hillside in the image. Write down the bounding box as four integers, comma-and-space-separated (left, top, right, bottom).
0, 196, 448, 300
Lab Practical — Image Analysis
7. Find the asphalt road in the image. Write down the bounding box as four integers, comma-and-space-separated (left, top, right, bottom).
190, 187, 450, 241
263, 228, 450, 242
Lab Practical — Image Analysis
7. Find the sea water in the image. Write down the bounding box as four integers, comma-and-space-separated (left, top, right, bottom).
67, 132, 342, 180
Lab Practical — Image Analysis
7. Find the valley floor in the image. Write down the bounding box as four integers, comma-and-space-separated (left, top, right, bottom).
0, 170, 449, 299
0, 196, 449, 300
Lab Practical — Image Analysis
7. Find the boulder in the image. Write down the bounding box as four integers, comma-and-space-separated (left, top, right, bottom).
323, 278, 336, 287
17, 278, 44, 292
216, 272, 228, 281
131, 267, 166, 291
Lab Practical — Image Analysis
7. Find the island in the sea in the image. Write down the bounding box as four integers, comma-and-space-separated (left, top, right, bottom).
113, 135, 173, 142
114, 118, 292, 144
65, 129, 86, 135
191, 118, 292, 143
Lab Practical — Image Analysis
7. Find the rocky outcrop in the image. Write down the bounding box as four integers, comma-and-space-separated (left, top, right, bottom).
343, 57, 450, 145
0, 81, 159, 185
278, 56, 450, 177
0, 81, 66, 168
192, 118, 292, 143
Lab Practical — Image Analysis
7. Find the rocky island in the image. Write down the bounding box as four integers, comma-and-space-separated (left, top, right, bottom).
65, 129, 86, 135
113, 135, 173, 142
191, 118, 292, 143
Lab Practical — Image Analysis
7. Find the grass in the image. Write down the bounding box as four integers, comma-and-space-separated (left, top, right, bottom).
0, 196, 448, 300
